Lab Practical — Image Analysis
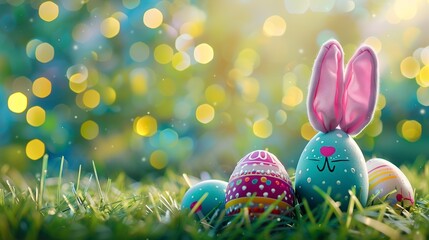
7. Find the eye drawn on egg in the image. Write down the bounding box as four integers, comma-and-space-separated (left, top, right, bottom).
306, 146, 350, 172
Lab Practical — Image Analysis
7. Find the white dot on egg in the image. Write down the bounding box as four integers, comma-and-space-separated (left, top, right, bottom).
311, 149, 315, 152
304, 148, 307, 152
215, 198, 218, 201
322, 181, 325, 185
242, 186, 247, 191
199, 188, 202, 191
316, 137, 320, 141
191, 196, 194, 198
336, 180, 341, 185
321, 141, 324, 144
233, 187, 236, 192
344, 169, 347, 173
298, 170, 302, 175
235, 193, 239, 198
336, 133, 343, 138
263, 192, 268, 197
216, 185, 219, 188
230, 196, 232, 200
310, 197, 314, 200
246, 192, 251, 197
345, 196, 349, 200
335, 141, 338, 143
359, 173, 363, 178
306, 168, 309, 171
271, 188, 275, 193
259, 184, 264, 190
307, 177, 312, 183
298, 185, 302, 188
351, 168, 355, 173
277, 195, 281, 199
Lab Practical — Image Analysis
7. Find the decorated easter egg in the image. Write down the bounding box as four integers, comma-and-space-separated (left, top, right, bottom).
181, 180, 228, 216
295, 130, 369, 211
225, 150, 295, 216
367, 158, 414, 208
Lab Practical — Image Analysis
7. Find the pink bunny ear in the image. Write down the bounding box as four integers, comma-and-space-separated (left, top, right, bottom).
340, 46, 378, 135
308, 40, 344, 133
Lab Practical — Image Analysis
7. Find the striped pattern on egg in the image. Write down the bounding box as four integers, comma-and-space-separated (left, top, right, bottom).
225, 150, 295, 216
367, 158, 414, 208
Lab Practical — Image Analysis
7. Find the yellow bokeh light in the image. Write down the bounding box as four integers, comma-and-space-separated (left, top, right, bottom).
205, 84, 225, 105
236, 77, 259, 102
8, 92, 28, 113
135, 115, 157, 137
100, 17, 120, 38
196, 103, 215, 124
39, 1, 59, 22
69, 79, 88, 93
154, 44, 174, 64
194, 43, 214, 64
150, 150, 168, 170
103, 87, 116, 105
130, 69, 147, 95
421, 48, 429, 65
394, 0, 417, 20
67, 64, 88, 83
400, 120, 421, 142
416, 65, 429, 87
253, 119, 272, 138
143, 8, 163, 29
365, 119, 383, 137
26, 106, 46, 127
417, 87, 429, 106
282, 86, 303, 107
82, 89, 100, 109
172, 52, 191, 71
180, 21, 204, 37
301, 122, 317, 140
32, 77, 51, 98
26, 139, 45, 160
26, 39, 42, 58
35, 42, 54, 63
263, 15, 286, 37
81, 120, 99, 140
130, 42, 149, 62
376, 94, 386, 110
364, 37, 382, 53
400, 56, 420, 79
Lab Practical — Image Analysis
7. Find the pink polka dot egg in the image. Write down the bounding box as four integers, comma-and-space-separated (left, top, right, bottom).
225, 150, 295, 216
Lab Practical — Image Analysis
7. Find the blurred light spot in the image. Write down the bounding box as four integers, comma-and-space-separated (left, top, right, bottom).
135, 115, 157, 137
100, 17, 120, 38
35, 42, 54, 63
284, 0, 309, 14
417, 87, 429, 106
26, 106, 46, 127
62, 0, 84, 11
335, 0, 355, 12
310, 0, 335, 12
416, 65, 429, 87
174, 99, 192, 119
205, 84, 225, 105
421, 47, 429, 65
365, 119, 383, 137
400, 56, 420, 78
234, 49, 260, 77
39, 1, 59, 22
172, 52, 191, 71
275, 110, 287, 125
130, 42, 149, 62
8, 92, 27, 113
82, 89, 100, 109
160, 128, 179, 147
102, 87, 116, 105
67, 64, 88, 83
26, 139, 45, 160
282, 86, 303, 107
154, 44, 174, 64
263, 15, 286, 37
143, 8, 163, 29
81, 120, 99, 140
130, 68, 148, 95
180, 21, 204, 37
26, 39, 42, 58
122, 0, 140, 9
376, 94, 386, 110
236, 78, 259, 102
194, 43, 214, 64
69, 80, 88, 93
400, 120, 421, 142
196, 104, 215, 124
364, 37, 382, 53
394, 0, 417, 20
301, 122, 317, 140
175, 34, 194, 51
253, 119, 272, 138
32, 77, 51, 98
150, 150, 168, 170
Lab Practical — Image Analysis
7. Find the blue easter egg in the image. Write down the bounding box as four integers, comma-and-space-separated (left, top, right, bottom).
181, 180, 228, 216
295, 129, 368, 211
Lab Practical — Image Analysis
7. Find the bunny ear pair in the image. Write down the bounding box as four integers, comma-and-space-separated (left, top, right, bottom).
308, 40, 379, 136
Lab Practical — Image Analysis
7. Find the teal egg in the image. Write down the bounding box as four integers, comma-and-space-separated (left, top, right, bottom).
295, 130, 368, 211
181, 180, 228, 216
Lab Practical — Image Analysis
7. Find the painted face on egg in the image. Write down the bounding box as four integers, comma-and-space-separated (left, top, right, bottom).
295, 130, 369, 211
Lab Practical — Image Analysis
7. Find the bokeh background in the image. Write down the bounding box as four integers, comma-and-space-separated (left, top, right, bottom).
1, 0, 428, 180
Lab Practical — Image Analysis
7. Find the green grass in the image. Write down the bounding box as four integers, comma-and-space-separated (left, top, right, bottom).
0, 156, 428, 240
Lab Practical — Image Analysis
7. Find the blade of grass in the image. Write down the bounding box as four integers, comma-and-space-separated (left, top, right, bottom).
76, 164, 82, 192
354, 214, 400, 239
38, 154, 48, 209
56, 156, 65, 206
92, 160, 105, 204
302, 199, 316, 225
